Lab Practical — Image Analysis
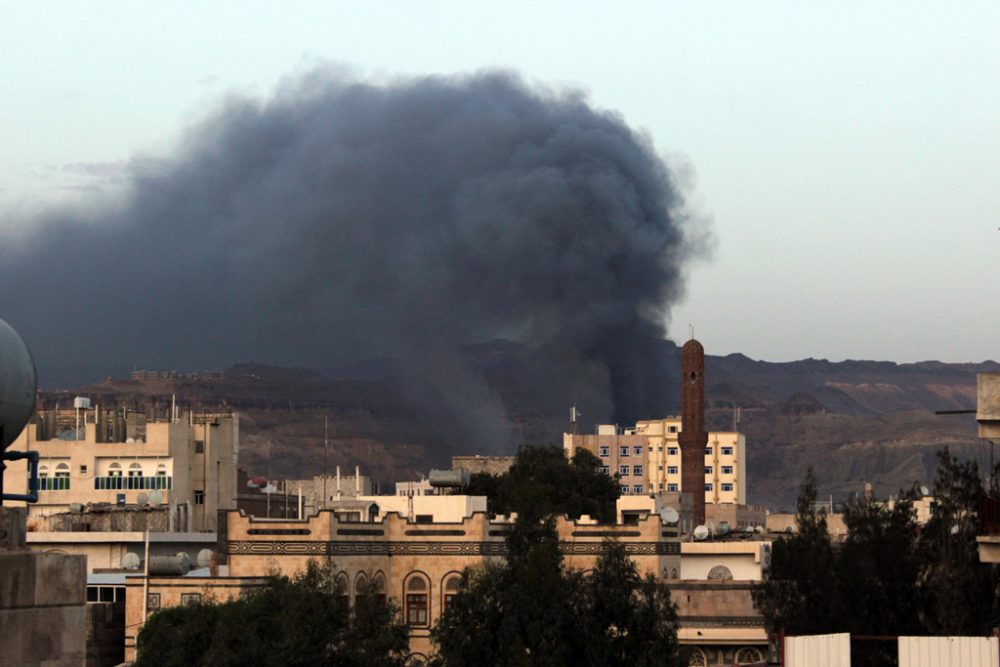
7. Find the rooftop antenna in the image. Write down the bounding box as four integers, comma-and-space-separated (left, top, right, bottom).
570, 404, 581, 435
688, 324, 694, 340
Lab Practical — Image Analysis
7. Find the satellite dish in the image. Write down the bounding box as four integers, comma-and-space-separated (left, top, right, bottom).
693, 525, 710, 541
121, 552, 141, 570
137, 493, 150, 506
0, 318, 37, 450
716, 521, 731, 536
659, 507, 680, 525
920, 486, 930, 497
149, 490, 164, 507
196, 549, 214, 568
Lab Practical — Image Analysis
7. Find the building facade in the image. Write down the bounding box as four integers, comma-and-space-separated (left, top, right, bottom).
6, 406, 238, 533
564, 420, 747, 505
122, 503, 682, 663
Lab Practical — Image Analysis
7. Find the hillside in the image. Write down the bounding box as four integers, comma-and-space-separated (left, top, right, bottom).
39, 342, 997, 509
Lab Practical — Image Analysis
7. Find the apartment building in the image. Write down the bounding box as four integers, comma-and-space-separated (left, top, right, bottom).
6, 404, 238, 532
563, 418, 747, 504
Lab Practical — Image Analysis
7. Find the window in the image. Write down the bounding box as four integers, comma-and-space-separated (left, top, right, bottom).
620, 485, 629, 495
372, 573, 387, 605
668, 447, 678, 456
705, 483, 713, 491
647, 446, 653, 452
194, 490, 205, 505
619, 446, 629, 457
633, 465, 643, 476
704, 466, 712, 474
194, 440, 205, 454
128, 463, 143, 478
658, 465, 663, 471
667, 484, 679, 492
667, 466, 678, 474
619, 465, 629, 476
405, 576, 429, 626
443, 576, 461, 608
108, 463, 122, 478
633, 446, 642, 456
668, 426, 678, 433
80, 465, 87, 474
658, 482, 664, 491
658, 446, 663, 452
632, 485, 643, 495
721, 466, 733, 475
147, 593, 161, 610
721, 447, 733, 456
599, 446, 610, 457
181, 593, 201, 606
704, 446, 712, 455
600, 466, 610, 475
721, 483, 734, 492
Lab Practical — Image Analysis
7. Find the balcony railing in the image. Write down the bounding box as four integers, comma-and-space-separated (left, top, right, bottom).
38, 477, 71, 491
93, 475, 172, 490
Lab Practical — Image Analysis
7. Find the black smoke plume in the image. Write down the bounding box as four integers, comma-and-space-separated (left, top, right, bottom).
1, 69, 706, 449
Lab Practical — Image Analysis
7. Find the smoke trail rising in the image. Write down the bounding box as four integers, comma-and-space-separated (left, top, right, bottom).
0, 69, 707, 447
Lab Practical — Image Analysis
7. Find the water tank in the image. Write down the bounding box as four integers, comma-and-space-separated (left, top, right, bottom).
72, 397, 91, 410
148, 554, 191, 575
693, 525, 710, 541
0, 318, 36, 450
428, 469, 470, 488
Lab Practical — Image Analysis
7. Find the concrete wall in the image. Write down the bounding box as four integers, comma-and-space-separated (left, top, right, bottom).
0, 508, 88, 667
680, 541, 771, 581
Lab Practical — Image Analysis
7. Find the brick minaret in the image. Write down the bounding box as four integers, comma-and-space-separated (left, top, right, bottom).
679, 338, 707, 526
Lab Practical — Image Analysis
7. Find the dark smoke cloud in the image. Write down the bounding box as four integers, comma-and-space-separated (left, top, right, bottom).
1, 69, 707, 448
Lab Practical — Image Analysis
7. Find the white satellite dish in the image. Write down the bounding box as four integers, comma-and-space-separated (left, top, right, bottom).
149, 490, 164, 507
920, 485, 930, 497
137, 492, 150, 506
121, 552, 141, 570
659, 507, 680, 525
196, 549, 214, 568
693, 525, 710, 541
0, 318, 37, 450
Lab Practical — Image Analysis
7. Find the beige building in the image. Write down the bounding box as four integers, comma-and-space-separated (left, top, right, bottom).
126, 502, 681, 663
6, 406, 238, 533
564, 418, 747, 504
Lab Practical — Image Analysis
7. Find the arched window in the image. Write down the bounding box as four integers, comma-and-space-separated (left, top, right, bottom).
372, 572, 387, 605
128, 462, 143, 477
404, 574, 429, 626
54, 463, 71, 490
336, 572, 350, 602
442, 574, 461, 608
687, 648, 707, 666
156, 464, 167, 476
735, 647, 764, 665
707, 565, 734, 581
39, 465, 49, 479
354, 572, 369, 602
108, 463, 122, 478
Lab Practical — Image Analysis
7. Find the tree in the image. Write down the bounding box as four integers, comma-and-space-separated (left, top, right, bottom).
135, 561, 409, 667
432, 517, 589, 667
918, 448, 1000, 634
459, 445, 620, 523
752, 468, 839, 635
585, 540, 686, 667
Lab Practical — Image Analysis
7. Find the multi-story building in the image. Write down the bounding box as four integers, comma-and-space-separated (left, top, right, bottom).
563, 418, 747, 504
127, 501, 682, 663
6, 405, 238, 533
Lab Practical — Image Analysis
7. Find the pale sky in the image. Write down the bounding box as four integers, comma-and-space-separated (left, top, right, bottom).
2, 2, 999, 364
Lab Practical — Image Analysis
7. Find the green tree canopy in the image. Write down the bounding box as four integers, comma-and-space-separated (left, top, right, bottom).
135, 561, 408, 667
462, 445, 620, 523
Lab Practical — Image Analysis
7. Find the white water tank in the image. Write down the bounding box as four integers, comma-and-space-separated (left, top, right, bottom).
0, 318, 36, 449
